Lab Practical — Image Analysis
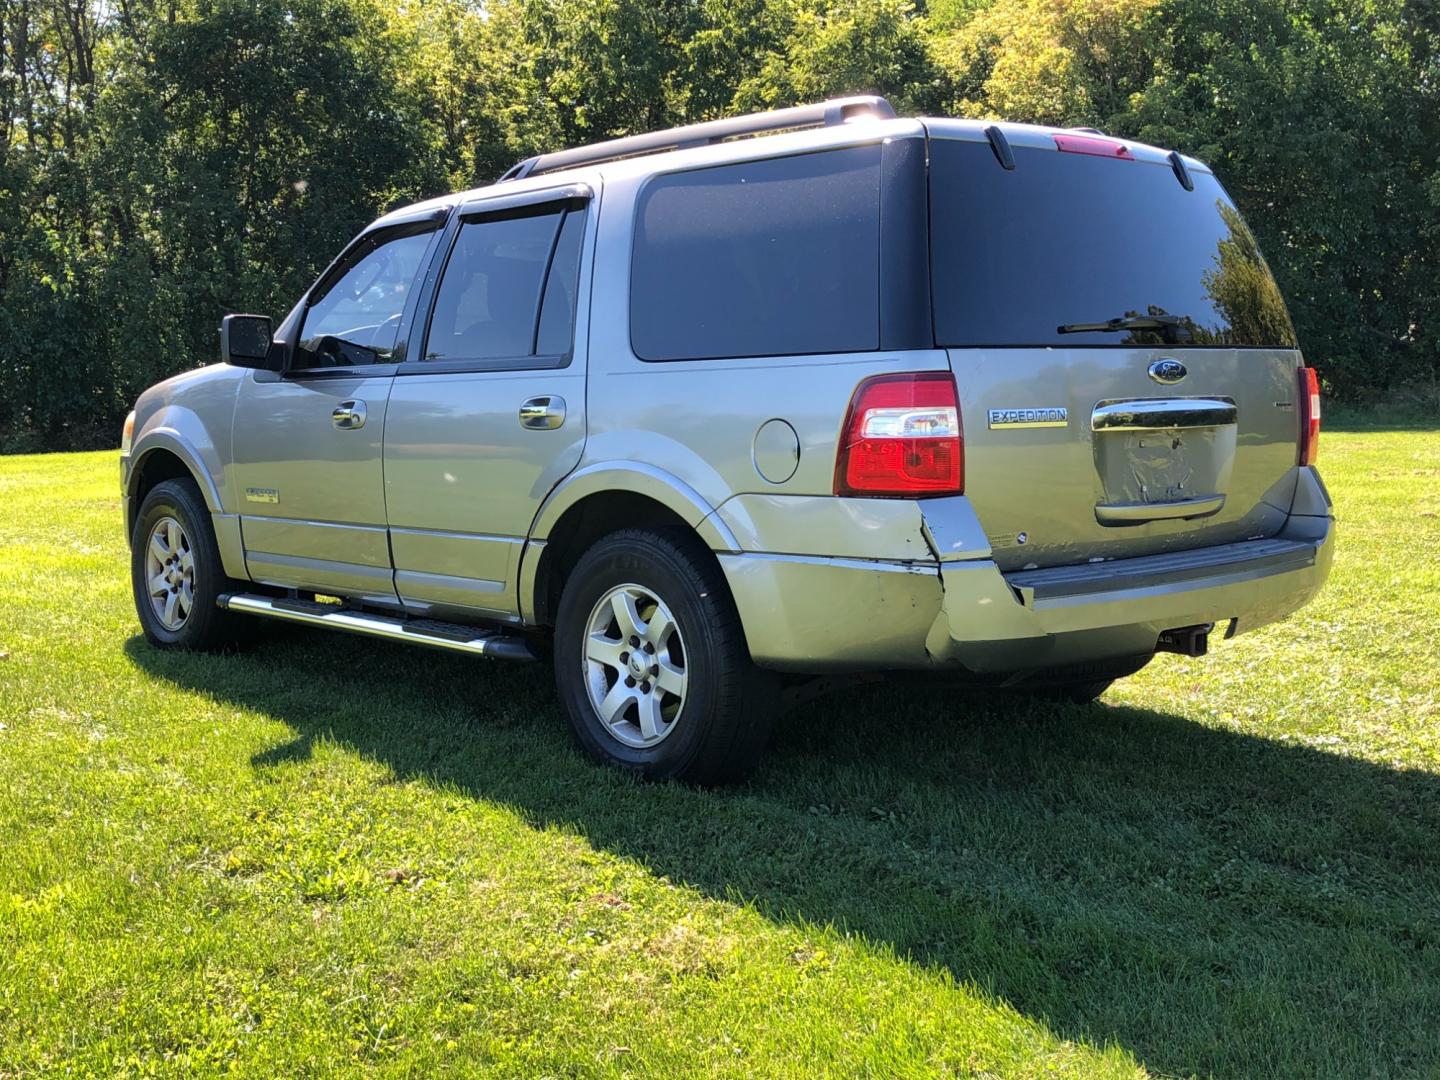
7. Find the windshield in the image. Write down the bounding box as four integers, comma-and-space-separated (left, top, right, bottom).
928, 138, 1298, 349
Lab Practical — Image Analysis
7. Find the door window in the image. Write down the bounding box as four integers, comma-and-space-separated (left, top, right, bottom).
295, 225, 437, 369
422, 203, 586, 369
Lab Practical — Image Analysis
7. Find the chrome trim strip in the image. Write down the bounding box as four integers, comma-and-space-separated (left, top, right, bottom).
1091, 397, 1237, 432
1094, 494, 1226, 525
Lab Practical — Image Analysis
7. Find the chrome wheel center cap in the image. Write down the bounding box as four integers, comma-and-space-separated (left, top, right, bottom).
627, 654, 648, 679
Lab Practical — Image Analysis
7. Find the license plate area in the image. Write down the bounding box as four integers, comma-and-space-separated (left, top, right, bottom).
1091, 398, 1237, 526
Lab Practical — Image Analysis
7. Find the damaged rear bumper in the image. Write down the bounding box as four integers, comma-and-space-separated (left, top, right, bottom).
714, 468, 1334, 675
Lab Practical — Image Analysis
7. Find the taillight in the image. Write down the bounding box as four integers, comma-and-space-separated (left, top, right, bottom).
834, 373, 963, 497
1298, 366, 1321, 466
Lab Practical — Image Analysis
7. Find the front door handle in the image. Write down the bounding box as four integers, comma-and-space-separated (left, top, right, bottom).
519, 395, 566, 430
331, 399, 367, 430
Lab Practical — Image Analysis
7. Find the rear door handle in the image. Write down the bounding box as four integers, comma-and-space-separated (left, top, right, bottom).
519, 395, 566, 430
331, 399, 367, 430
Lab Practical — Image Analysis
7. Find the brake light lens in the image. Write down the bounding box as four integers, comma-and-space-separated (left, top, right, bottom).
1298, 366, 1321, 466
1053, 133, 1134, 160
835, 373, 963, 497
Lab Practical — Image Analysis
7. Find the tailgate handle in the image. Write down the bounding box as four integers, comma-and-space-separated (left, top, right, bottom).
1095, 494, 1226, 526
1092, 398, 1236, 432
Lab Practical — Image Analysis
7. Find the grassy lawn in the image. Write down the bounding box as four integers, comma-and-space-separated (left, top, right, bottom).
1, 427, 1437, 1078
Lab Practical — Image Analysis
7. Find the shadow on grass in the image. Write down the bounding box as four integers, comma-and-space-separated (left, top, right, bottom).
127, 632, 1440, 1078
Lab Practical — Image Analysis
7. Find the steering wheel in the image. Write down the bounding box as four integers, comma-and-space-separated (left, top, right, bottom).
313, 335, 346, 367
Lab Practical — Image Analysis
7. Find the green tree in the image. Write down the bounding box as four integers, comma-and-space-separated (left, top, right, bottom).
931, 0, 1161, 126
736, 0, 945, 113
1132, 0, 1438, 392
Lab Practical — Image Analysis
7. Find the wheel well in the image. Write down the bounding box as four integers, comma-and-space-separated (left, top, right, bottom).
133, 449, 197, 503
532, 492, 716, 627
128, 450, 201, 537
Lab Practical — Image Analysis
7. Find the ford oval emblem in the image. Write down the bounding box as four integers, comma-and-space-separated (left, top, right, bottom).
1148, 358, 1188, 385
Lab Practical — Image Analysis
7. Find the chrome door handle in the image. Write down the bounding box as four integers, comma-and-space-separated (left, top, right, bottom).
519, 395, 566, 430
331, 399, 367, 430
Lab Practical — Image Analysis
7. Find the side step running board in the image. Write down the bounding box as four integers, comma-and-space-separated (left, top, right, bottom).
217, 593, 539, 662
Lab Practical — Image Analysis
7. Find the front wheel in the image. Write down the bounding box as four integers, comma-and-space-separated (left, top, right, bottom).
553, 528, 777, 786
131, 478, 254, 650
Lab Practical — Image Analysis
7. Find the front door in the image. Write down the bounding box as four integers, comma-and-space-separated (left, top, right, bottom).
232, 221, 441, 602
382, 187, 593, 620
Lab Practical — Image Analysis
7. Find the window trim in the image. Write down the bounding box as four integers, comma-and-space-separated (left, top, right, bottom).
404, 187, 592, 375
627, 143, 889, 364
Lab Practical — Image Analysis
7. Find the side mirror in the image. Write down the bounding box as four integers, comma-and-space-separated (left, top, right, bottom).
221, 314, 277, 369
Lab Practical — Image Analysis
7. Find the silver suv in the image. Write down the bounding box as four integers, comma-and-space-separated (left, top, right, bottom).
121, 97, 1334, 784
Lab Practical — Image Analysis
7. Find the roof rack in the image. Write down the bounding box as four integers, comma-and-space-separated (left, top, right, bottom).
497, 96, 896, 182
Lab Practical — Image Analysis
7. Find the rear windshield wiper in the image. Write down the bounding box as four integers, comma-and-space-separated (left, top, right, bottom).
1057, 314, 1195, 342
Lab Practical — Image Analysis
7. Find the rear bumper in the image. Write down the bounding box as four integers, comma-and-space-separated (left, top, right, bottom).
720, 468, 1334, 674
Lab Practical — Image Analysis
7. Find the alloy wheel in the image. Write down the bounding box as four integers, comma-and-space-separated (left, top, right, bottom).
144, 516, 195, 631
582, 583, 688, 748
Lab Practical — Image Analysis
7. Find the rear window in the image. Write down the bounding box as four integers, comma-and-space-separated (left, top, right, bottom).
929, 138, 1298, 349
631, 146, 881, 361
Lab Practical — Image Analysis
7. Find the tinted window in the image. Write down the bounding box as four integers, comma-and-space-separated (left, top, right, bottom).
537, 209, 585, 356
631, 146, 881, 361
424, 205, 584, 365
296, 226, 435, 368
929, 139, 1298, 349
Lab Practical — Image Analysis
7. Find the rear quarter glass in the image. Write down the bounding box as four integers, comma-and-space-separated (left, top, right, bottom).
928, 138, 1299, 350
629, 144, 882, 361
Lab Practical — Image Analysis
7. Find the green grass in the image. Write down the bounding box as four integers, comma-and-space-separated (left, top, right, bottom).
1, 429, 1437, 1079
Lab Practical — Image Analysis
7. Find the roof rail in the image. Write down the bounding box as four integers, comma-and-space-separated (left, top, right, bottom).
497, 96, 897, 182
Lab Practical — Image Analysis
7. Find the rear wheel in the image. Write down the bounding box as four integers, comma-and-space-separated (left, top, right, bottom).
131, 478, 253, 650
553, 528, 777, 785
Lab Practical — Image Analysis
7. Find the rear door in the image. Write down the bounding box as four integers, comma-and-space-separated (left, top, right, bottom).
382, 185, 593, 621
927, 127, 1304, 571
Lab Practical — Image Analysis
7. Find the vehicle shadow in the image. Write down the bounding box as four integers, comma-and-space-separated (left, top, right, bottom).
127, 632, 1440, 1078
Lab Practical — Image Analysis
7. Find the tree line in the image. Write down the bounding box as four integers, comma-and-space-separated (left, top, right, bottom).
1, 0, 1435, 449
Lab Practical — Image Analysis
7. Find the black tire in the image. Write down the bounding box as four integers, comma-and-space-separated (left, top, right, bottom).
131, 478, 254, 650
553, 528, 777, 786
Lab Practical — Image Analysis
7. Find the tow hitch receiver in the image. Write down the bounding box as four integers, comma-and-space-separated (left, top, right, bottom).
1157, 624, 1212, 657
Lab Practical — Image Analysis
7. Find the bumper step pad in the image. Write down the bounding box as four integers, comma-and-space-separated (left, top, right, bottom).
1004, 537, 1319, 603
